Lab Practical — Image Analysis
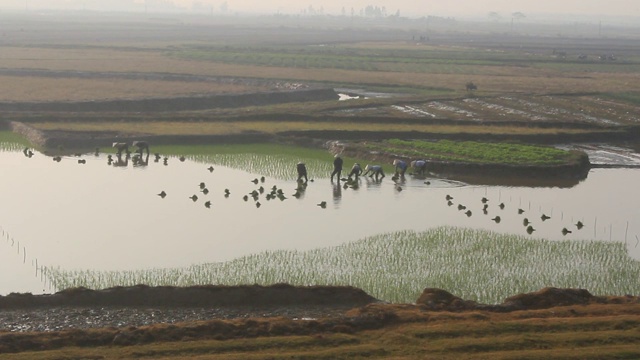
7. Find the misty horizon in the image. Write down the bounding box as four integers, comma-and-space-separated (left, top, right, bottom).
1, 0, 639, 23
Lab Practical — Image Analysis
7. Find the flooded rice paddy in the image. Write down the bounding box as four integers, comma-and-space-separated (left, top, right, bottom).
1, 138, 639, 303
332, 94, 640, 126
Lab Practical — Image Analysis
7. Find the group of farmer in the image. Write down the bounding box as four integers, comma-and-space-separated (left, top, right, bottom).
295, 155, 428, 183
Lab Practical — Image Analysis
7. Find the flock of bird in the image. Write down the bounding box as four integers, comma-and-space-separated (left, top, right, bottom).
23, 145, 331, 210
22, 146, 591, 227
157, 170, 329, 210
445, 193, 585, 236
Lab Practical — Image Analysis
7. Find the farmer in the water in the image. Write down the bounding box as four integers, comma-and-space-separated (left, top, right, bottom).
362, 164, 385, 180
348, 163, 363, 180
331, 154, 343, 182
296, 162, 308, 183
393, 159, 408, 179
411, 159, 428, 176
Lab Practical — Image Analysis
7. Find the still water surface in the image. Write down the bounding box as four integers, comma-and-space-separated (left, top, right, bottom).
1, 145, 639, 295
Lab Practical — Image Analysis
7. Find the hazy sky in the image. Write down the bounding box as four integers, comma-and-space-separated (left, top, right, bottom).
4, 0, 639, 19
194, 0, 640, 18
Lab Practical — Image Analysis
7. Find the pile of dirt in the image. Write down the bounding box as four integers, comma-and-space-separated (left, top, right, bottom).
502, 287, 594, 309
0, 284, 378, 309
414, 286, 639, 312
415, 288, 478, 310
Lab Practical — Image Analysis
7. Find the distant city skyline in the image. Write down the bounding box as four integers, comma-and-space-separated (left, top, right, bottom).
2, 0, 639, 20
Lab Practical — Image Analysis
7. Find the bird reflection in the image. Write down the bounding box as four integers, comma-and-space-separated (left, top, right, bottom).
132, 153, 149, 167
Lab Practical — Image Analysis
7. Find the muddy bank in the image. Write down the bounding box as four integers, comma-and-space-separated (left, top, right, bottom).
414, 287, 639, 312
0, 284, 377, 309
0, 285, 638, 353
8, 121, 273, 150
0, 88, 338, 113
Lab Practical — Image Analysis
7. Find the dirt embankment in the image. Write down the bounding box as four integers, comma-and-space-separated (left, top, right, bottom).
0, 284, 376, 309
0, 88, 338, 113
2, 285, 635, 313
0, 285, 638, 353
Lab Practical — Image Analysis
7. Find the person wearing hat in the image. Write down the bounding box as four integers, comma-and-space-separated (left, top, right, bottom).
362, 164, 385, 180
393, 159, 408, 179
348, 163, 363, 180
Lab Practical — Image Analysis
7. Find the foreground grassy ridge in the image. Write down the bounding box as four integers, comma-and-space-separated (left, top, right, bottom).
379, 139, 581, 165
3, 304, 640, 359
46, 227, 640, 304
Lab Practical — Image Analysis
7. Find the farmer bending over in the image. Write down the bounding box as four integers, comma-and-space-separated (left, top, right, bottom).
410, 159, 428, 176
363, 164, 385, 180
348, 163, 363, 180
393, 159, 408, 178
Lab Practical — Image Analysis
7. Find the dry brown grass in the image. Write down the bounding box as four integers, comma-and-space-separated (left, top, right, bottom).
0, 75, 269, 102
1, 303, 639, 359
1, 45, 638, 103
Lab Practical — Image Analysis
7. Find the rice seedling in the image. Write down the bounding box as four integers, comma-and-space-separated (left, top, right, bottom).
153, 143, 379, 180
0, 131, 31, 150
45, 227, 640, 304
380, 139, 581, 166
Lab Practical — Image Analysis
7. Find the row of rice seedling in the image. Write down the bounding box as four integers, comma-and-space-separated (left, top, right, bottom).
44, 227, 640, 304
187, 153, 333, 181
153, 143, 380, 181
382, 139, 577, 165
0, 131, 31, 150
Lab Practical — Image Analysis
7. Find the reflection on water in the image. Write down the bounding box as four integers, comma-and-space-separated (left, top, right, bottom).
1, 144, 639, 295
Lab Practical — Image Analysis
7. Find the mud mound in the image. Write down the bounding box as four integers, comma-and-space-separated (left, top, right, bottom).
503, 287, 593, 310
416, 288, 478, 310
0, 284, 378, 309
414, 287, 639, 312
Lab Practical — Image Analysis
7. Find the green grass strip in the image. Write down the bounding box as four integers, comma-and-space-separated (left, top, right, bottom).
374, 139, 579, 166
